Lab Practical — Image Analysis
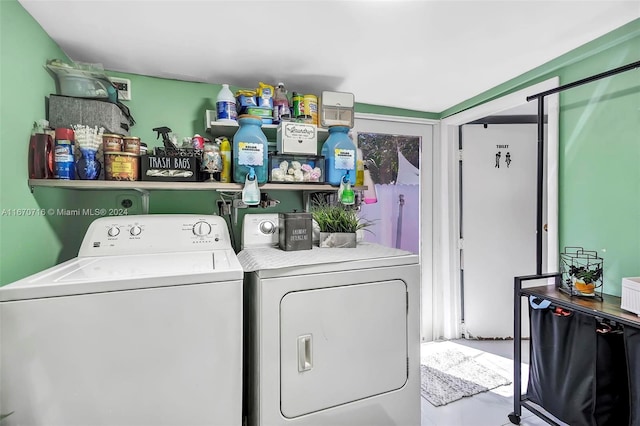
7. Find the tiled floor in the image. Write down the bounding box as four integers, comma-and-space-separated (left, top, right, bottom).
420, 339, 562, 426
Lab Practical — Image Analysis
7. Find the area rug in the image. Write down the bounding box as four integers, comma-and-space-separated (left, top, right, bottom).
420, 345, 512, 407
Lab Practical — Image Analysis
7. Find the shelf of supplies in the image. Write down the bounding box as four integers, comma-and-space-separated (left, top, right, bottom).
205, 120, 330, 143
28, 179, 365, 192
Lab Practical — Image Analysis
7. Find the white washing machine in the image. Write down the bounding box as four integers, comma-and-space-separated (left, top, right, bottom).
239, 213, 420, 426
0, 214, 243, 426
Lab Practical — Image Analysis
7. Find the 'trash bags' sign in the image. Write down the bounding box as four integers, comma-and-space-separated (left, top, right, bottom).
141, 155, 202, 182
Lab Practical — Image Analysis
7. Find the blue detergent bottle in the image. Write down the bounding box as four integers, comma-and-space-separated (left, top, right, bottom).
321, 125, 356, 186
233, 115, 268, 183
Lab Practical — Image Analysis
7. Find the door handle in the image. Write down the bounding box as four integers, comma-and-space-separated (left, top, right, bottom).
297, 334, 313, 372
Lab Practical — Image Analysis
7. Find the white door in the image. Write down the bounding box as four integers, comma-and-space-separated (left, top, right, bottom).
353, 115, 434, 341
461, 123, 541, 338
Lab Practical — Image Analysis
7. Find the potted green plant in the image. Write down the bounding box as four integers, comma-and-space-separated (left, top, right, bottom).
311, 201, 371, 248
569, 264, 603, 295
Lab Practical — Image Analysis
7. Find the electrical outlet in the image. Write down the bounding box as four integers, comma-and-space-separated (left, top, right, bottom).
116, 194, 140, 214
217, 200, 232, 216
109, 77, 132, 101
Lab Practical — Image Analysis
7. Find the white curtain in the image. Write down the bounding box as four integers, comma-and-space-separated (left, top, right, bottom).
359, 184, 420, 254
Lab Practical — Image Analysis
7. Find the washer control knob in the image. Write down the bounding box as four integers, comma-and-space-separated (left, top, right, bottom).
130, 225, 142, 236
107, 226, 120, 237
193, 221, 212, 236
259, 220, 276, 234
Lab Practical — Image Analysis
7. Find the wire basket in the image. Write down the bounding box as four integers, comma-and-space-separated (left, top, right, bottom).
559, 247, 603, 299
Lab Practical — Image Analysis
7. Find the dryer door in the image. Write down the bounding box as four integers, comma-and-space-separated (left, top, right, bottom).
280, 280, 408, 418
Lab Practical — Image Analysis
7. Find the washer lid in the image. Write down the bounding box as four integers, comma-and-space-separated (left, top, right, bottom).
0, 250, 242, 302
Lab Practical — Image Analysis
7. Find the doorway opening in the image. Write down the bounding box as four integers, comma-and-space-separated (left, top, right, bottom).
435, 77, 559, 340
353, 114, 436, 341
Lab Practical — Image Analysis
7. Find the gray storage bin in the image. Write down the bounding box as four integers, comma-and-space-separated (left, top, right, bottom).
278, 212, 312, 251
48, 95, 133, 135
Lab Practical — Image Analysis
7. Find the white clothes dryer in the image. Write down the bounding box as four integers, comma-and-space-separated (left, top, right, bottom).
0, 214, 243, 426
239, 213, 420, 426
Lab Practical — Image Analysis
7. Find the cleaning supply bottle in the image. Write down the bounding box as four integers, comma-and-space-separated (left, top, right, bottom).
321, 125, 356, 186
28, 120, 55, 179
54, 127, 76, 180
242, 167, 260, 206
363, 160, 378, 204
232, 115, 268, 184
216, 83, 237, 123
356, 148, 365, 186
218, 137, 232, 183
273, 82, 291, 124
338, 172, 355, 205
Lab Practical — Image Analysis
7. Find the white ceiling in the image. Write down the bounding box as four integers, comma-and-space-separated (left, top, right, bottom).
19, 0, 639, 113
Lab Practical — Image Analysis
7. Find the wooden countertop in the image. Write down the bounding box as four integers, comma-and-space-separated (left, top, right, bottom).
522, 285, 640, 327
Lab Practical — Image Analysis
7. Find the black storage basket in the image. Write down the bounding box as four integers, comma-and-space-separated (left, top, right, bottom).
526, 305, 629, 425
624, 327, 640, 426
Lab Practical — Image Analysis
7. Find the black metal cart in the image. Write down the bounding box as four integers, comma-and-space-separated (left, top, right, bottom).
509, 274, 640, 425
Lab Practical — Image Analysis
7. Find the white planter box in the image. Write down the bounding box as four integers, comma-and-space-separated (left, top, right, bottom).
621, 277, 640, 316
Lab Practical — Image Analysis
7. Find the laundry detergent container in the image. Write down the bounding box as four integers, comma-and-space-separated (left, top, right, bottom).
233, 115, 268, 184
321, 125, 356, 186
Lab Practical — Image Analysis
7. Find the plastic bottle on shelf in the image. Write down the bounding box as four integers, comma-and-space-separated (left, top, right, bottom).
216, 84, 237, 123
356, 148, 365, 186
242, 167, 260, 206
218, 137, 232, 183
338, 172, 355, 205
28, 120, 55, 179
273, 82, 291, 124
363, 160, 378, 204
54, 128, 76, 180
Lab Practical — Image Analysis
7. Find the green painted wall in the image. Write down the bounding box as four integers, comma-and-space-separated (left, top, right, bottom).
0, 0, 431, 285
0, 0, 70, 284
558, 38, 639, 296
443, 19, 640, 296
356, 103, 439, 120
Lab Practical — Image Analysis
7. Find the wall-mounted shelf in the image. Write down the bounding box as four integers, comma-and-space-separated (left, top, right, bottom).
28, 179, 357, 192
28, 179, 367, 214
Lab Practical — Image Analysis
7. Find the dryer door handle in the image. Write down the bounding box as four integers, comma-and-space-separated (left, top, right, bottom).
297, 334, 313, 372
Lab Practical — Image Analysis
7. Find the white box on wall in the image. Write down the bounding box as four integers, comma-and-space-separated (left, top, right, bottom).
320, 91, 354, 128
621, 277, 640, 316
276, 122, 318, 155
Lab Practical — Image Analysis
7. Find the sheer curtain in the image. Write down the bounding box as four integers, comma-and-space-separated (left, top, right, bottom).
360, 184, 419, 254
